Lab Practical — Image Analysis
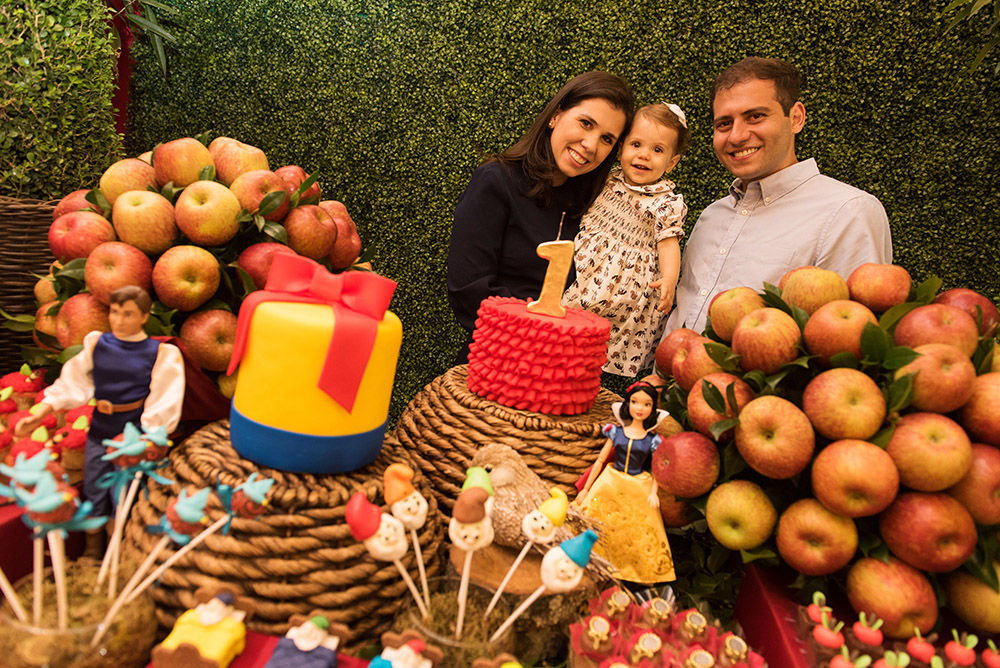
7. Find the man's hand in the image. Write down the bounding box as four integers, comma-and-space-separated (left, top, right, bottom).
13, 404, 53, 438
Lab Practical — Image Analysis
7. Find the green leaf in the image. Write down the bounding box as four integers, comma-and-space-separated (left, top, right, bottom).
709, 417, 740, 441
701, 381, 727, 413
882, 346, 921, 370
289, 190, 301, 209
870, 425, 896, 448
790, 304, 809, 330
879, 302, 921, 333
725, 383, 740, 412
972, 337, 996, 374
258, 190, 286, 217
84, 188, 111, 217
137, 0, 180, 16
55, 258, 86, 280
914, 276, 943, 304
295, 173, 319, 197
885, 373, 915, 414
234, 266, 257, 296
123, 11, 177, 42
860, 322, 891, 363
151, 31, 167, 78
298, 195, 320, 207
263, 222, 288, 244
198, 164, 216, 181
253, 213, 266, 232
743, 370, 767, 392
720, 442, 748, 480
765, 368, 793, 391
781, 354, 813, 369
740, 546, 778, 564
829, 351, 859, 368
56, 344, 83, 363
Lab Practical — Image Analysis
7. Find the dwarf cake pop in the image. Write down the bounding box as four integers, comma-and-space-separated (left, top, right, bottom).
371, 639, 435, 668
385, 463, 430, 608
264, 614, 343, 668
449, 486, 494, 551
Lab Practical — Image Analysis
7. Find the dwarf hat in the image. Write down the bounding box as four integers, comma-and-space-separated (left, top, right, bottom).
308, 615, 329, 630
538, 488, 568, 526
561, 529, 598, 568
383, 463, 416, 505
346, 492, 381, 541
461, 466, 494, 496
453, 486, 489, 524
404, 639, 425, 654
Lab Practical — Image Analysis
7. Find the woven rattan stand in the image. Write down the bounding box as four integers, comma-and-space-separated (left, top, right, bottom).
392, 365, 622, 515
122, 419, 445, 648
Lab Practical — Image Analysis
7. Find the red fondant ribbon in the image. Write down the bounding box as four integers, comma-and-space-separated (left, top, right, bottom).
227, 254, 397, 413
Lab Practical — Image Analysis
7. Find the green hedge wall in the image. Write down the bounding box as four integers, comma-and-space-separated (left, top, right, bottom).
125, 0, 1000, 420
0, 0, 121, 198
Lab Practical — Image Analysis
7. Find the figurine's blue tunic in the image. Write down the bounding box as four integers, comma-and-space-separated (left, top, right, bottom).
264, 637, 338, 668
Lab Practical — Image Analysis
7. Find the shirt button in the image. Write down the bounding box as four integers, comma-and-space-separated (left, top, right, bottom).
720, 249, 726, 255
700, 289, 707, 296
764, 197, 771, 204
741, 209, 749, 215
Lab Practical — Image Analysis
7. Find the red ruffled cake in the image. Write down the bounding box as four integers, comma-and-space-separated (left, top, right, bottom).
467, 296, 610, 415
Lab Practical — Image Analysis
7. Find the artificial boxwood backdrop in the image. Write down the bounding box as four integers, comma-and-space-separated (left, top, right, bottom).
123, 0, 999, 419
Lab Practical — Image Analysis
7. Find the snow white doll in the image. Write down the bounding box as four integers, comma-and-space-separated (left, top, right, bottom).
576, 381, 675, 583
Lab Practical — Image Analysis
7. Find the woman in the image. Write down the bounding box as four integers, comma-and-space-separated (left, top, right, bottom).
447, 71, 635, 362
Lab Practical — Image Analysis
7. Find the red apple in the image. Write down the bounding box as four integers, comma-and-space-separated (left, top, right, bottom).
957, 372, 1000, 447
275, 165, 321, 202
230, 170, 290, 222
99, 157, 157, 206
894, 343, 976, 413
731, 307, 801, 374
283, 204, 337, 259
947, 442, 1000, 525
236, 242, 298, 289
137, 150, 152, 164
846, 557, 938, 639
734, 395, 815, 479
945, 561, 1000, 634
802, 368, 886, 440
48, 211, 116, 263
179, 309, 237, 372
671, 336, 724, 391
657, 487, 697, 528
847, 263, 912, 313
208, 137, 269, 186
886, 412, 972, 491
33, 301, 60, 351
174, 180, 242, 246
687, 372, 754, 439
324, 205, 363, 270
52, 189, 101, 220
151, 245, 221, 312
84, 241, 153, 305
811, 439, 900, 517
879, 492, 976, 572
152, 137, 214, 188
655, 327, 699, 376
803, 299, 877, 365
705, 480, 776, 550
776, 498, 858, 576
893, 304, 979, 358
933, 287, 1000, 337
55, 293, 110, 348
112, 190, 178, 254
708, 287, 765, 342
650, 431, 719, 498
780, 266, 850, 315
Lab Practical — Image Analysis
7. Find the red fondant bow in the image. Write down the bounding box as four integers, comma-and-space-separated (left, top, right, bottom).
227, 254, 397, 413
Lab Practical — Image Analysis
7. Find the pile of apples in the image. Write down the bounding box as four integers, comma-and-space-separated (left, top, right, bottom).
23, 136, 363, 389
650, 263, 1000, 638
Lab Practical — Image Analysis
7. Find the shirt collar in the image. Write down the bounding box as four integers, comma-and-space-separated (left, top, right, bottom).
728, 158, 819, 205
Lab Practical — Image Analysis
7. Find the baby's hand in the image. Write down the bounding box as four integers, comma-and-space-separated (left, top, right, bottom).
653, 280, 675, 313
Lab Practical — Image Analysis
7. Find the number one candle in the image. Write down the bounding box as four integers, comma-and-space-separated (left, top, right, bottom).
526, 240, 574, 318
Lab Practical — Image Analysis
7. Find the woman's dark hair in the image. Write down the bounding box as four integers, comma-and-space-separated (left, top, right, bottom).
617, 382, 660, 431
493, 71, 635, 208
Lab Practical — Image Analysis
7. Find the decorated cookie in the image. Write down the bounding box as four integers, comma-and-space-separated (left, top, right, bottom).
152, 589, 250, 668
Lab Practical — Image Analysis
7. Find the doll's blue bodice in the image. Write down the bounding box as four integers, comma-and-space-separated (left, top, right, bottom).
603, 424, 662, 476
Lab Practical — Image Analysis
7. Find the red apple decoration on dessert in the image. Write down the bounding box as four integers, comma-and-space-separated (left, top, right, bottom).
111, 190, 178, 254
775, 498, 857, 576
174, 180, 242, 246
879, 491, 977, 572
686, 372, 754, 438
52, 189, 101, 220
671, 336, 724, 391
705, 480, 776, 550
650, 431, 719, 498
276, 165, 321, 202
731, 307, 801, 374
655, 327, 699, 376
780, 266, 850, 315
933, 287, 1000, 337
179, 309, 238, 371
208, 137, 269, 185
283, 204, 337, 259
84, 241, 154, 305
894, 343, 976, 413
803, 299, 877, 365
48, 211, 116, 263
893, 303, 979, 358
811, 439, 899, 517
55, 293, 110, 348
846, 557, 938, 638
708, 287, 765, 342
945, 561, 1000, 633
885, 412, 972, 491
957, 372, 1000, 446
98, 157, 157, 206
947, 442, 1000, 525
320, 200, 363, 270
152, 137, 214, 188
734, 395, 815, 479
802, 368, 886, 440
152, 245, 221, 311
230, 170, 290, 222
847, 263, 912, 313
236, 242, 298, 289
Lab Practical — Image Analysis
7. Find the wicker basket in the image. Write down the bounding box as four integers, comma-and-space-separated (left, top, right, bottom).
122, 420, 445, 649
391, 365, 622, 515
0, 196, 56, 370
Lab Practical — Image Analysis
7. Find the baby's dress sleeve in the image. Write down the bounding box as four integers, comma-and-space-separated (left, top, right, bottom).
653, 191, 688, 243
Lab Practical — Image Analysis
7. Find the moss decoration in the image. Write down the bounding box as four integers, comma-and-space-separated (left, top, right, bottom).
124, 0, 1000, 422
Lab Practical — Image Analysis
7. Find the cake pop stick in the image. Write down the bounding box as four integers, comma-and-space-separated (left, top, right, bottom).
384, 463, 431, 608
484, 488, 568, 617
0, 562, 28, 622
98, 471, 141, 596
490, 529, 597, 643
32, 531, 43, 625
450, 486, 494, 639
46, 530, 68, 631
346, 492, 429, 619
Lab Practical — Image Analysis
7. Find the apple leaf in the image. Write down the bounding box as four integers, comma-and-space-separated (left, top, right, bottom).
707, 544, 731, 572
84, 188, 111, 217
860, 322, 891, 363
913, 275, 943, 304
780, 354, 813, 370
972, 337, 995, 374
702, 316, 722, 342
882, 346, 921, 370
761, 282, 792, 312
870, 424, 895, 448
197, 164, 216, 182
701, 381, 727, 413
288, 190, 301, 209
878, 302, 921, 333
234, 267, 257, 297
884, 374, 915, 414
34, 330, 59, 349
237, 209, 253, 224
742, 370, 767, 392
709, 418, 740, 441
790, 304, 810, 331
56, 344, 83, 363
201, 298, 231, 312
295, 173, 319, 198
704, 341, 741, 372
258, 191, 286, 217
740, 546, 778, 564
725, 383, 740, 412
253, 213, 266, 232
54, 258, 86, 281
194, 131, 211, 147
298, 195, 320, 207
159, 182, 182, 202
720, 442, 748, 480
263, 221, 288, 244
765, 368, 792, 391
829, 351, 859, 368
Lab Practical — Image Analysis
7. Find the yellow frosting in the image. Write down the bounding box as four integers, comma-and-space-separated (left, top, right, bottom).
232, 301, 402, 434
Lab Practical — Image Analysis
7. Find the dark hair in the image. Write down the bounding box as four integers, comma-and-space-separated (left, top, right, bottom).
617, 382, 660, 431
634, 103, 691, 156
494, 71, 635, 208
710, 57, 802, 115
109, 285, 152, 313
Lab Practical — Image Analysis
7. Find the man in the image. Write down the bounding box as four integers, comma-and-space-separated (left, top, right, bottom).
664, 57, 892, 335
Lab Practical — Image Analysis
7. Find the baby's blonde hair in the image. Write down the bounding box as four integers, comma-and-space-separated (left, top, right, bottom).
634, 103, 691, 156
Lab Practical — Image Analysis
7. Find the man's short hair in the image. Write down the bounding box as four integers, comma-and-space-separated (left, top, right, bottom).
109, 285, 153, 313
710, 57, 802, 114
